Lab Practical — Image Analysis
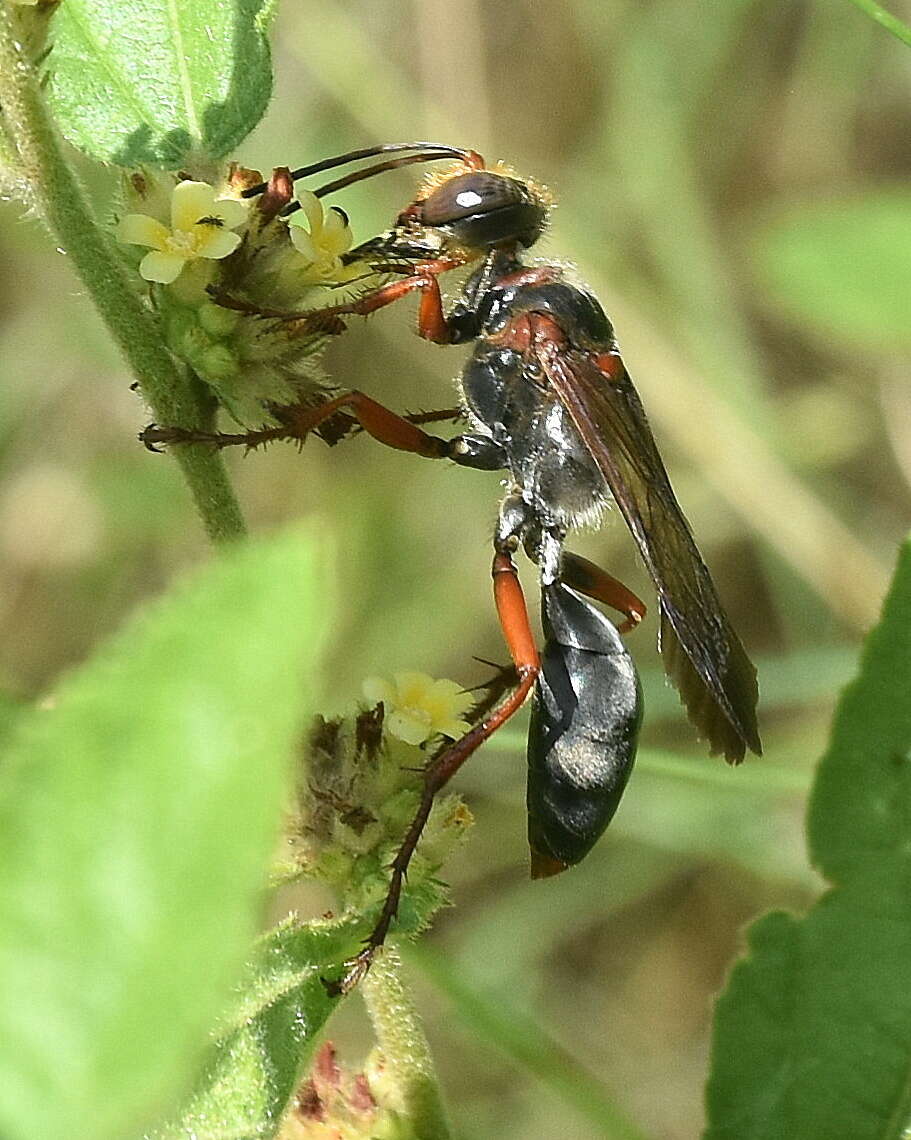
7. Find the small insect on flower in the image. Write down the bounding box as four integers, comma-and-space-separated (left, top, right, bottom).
287, 190, 357, 283
115, 180, 247, 284
362, 672, 472, 746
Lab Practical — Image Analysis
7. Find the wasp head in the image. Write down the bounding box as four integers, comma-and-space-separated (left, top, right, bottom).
398, 167, 551, 253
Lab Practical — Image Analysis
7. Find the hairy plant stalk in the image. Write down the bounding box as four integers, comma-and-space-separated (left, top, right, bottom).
0, 10, 245, 543
846, 0, 911, 47
361, 948, 453, 1140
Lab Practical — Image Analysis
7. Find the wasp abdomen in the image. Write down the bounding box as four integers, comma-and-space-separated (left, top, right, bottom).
527, 582, 642, 878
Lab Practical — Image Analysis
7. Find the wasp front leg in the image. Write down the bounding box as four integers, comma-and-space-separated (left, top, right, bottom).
210, 256, 467, 344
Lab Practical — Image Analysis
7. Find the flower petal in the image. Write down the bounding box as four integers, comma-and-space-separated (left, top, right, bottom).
212, 196, 248, 230
116, 214, 170, 250
423, 679, 472, 722
288, 223, 318, 263
436, 717, 471, 740
296, 189, 324, 235
363, 677, 396, 706
429, 677, 468, 702
322, 207, 348, 235
387, 708, 433, 746
197, 229, 242, 260
318, 209, 353, 256
171, 180, 217, 230
139, 250, 187, 284
394, 672, 434, 706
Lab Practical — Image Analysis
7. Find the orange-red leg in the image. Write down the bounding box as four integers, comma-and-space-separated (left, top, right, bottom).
316, 256, 462, 343
141, 391, 455, 457
560, 550, 646, 634
213, 257, 464, 343
328, 548, 541, 995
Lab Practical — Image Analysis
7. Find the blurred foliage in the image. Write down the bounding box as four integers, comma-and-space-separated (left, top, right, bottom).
1, 0, 909, 1137
707, 538, 911, 1139
0, 528, 326, 1140
752, 188, 911, 352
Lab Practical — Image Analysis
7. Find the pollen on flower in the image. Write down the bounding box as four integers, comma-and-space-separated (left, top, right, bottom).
287, 190, 356, 282
115, 180, 248, 285
362, 672, 473, 746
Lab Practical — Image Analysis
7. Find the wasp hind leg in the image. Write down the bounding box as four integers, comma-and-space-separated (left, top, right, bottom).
560, 549, 647, 634
141, 395, 466, 456
325, 544, 540, 996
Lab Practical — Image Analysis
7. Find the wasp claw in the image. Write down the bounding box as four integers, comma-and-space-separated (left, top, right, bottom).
140, 425, 165, 453
321, 947, 375, 997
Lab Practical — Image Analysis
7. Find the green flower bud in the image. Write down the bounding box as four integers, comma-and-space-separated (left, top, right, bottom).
199, 343, 241, 382
197, 300, 242, 338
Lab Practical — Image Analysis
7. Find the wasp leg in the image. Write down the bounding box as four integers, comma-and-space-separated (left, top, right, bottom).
213, 257, 466, 343
141, 392, 469, 457
314, 256, 463, 344
560, 550, 647, 635
328, 546, 540, 996
142, 404, 466, 452
402, 407, 464, 428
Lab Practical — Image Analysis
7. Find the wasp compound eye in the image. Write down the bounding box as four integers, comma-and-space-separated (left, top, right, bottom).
527, 582, 642, 878
415, 172, 547, 250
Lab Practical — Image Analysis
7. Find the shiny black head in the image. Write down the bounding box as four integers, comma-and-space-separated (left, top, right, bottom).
401, 170, 549, 251
527, 583, 642, 878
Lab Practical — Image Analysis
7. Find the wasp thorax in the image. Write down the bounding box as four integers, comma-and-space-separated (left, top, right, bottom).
411, 171, 548, 251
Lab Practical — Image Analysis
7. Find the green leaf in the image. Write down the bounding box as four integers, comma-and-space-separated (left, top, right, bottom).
152, 888, 450, 1138
150, 912, 369, 1140
705, 536, 911, 1140
48, 0, 274, 167
0, 528, 327, 1140
751, 189, 911, 351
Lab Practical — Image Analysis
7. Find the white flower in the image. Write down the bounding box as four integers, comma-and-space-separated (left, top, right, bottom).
115, 180, 247, 285
287, 190, 354, 280
362, 672, 473, 746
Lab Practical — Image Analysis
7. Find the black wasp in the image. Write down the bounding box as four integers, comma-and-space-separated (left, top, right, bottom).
147, 143, 761, 987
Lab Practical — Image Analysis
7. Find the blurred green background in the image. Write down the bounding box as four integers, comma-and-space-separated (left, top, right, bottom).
2, 1, 910, 1137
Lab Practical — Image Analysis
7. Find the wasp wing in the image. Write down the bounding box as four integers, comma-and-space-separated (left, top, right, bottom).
537, 341, 761, 763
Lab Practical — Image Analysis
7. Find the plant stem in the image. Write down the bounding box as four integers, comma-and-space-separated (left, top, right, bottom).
0, 10, 245, 544
361, 947, 453, 1140
846, 0, 911, 47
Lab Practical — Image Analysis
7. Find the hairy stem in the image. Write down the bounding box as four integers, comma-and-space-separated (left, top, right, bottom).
845, 0, 911, 47
361, 948, 452, 1140
0, 10, 245, 543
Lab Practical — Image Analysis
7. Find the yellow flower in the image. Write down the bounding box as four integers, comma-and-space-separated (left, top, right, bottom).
362, 672, 473, 746
115, 180, 247, 285
287, 190, 354, 280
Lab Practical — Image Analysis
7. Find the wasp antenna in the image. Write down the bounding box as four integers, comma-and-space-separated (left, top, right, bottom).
279, 151, 479, 216
242, 142, 482, 200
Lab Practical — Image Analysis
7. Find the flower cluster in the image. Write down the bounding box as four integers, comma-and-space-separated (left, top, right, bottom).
284, 675, 473, 911
280, 1042, 414, 1140
113, 168, 374, 426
